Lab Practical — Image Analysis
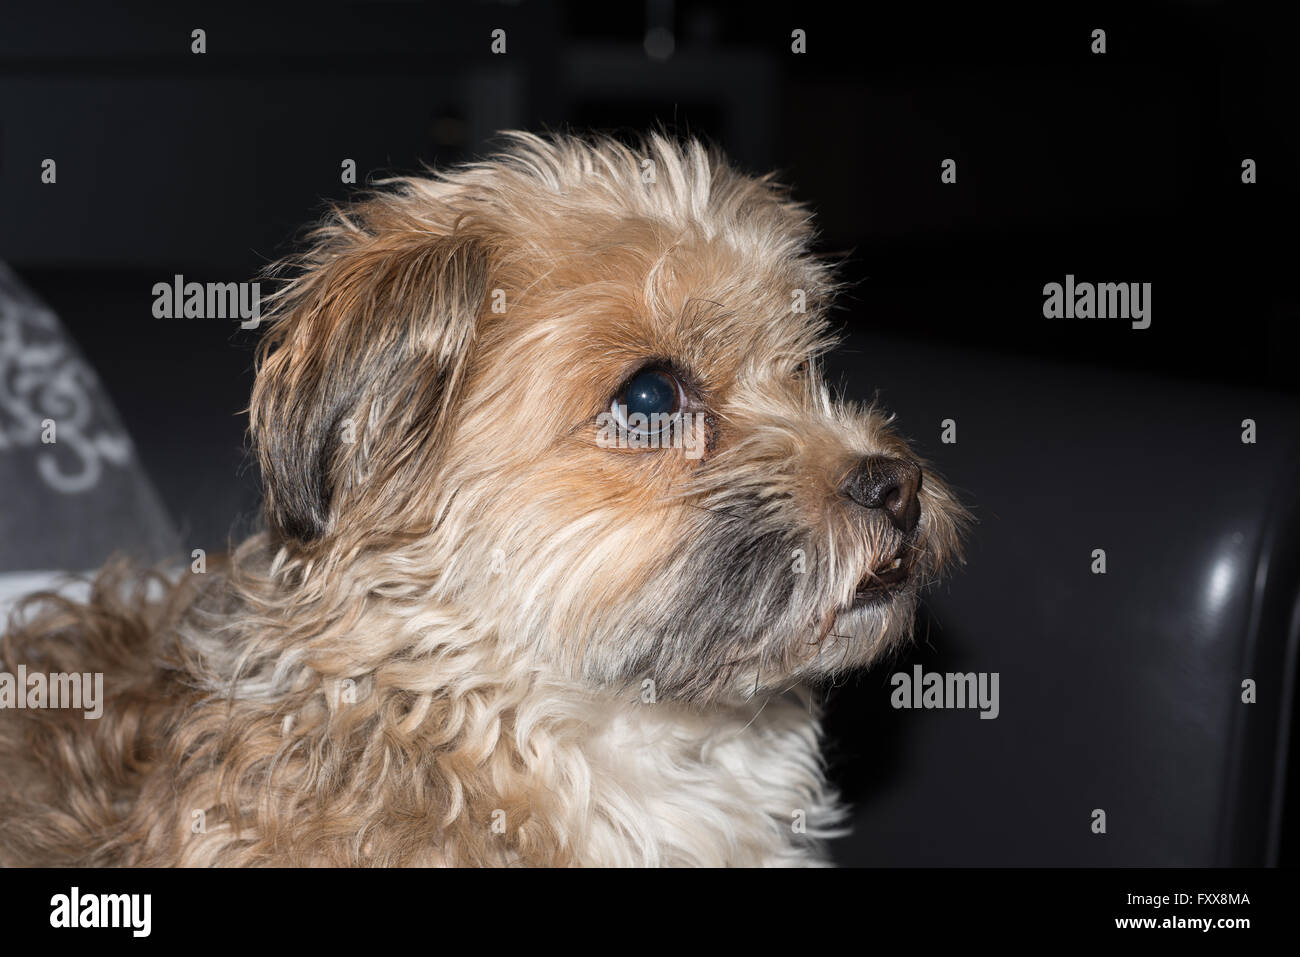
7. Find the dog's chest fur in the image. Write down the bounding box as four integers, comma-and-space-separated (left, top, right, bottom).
552, 692, 841, 866
0, 579, 844, 867
160, 586, 844, 867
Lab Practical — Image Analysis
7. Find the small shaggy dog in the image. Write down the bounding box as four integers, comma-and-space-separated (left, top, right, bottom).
0, 132, 965, 866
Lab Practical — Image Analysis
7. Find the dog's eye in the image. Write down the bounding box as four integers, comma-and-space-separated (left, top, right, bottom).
793, 359, 810, 378
612, 368, 682, 435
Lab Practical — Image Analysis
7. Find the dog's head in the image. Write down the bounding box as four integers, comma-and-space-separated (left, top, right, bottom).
251, 132, 966, 703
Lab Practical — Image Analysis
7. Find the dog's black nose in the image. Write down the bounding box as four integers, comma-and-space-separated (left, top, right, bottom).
841, 456, 923, 533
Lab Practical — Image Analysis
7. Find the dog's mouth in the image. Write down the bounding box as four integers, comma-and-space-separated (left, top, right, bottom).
850, 546, 913, 607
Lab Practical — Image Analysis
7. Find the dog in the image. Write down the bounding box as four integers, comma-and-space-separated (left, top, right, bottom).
0, 132, 966, 866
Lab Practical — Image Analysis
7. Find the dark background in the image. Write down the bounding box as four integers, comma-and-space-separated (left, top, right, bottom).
1, 1, 1296, 866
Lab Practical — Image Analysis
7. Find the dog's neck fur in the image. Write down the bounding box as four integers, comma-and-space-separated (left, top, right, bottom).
0, 536, 844, 866
120, 539, 843, 866
542, 688, 844, 866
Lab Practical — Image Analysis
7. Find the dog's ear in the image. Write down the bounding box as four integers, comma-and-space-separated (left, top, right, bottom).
250, 192, 489, 546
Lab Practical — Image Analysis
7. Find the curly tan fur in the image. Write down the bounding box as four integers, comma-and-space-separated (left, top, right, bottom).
0, 132, 967, 866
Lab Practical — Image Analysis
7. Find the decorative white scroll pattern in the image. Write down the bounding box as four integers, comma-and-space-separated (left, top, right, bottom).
0, 271, 134, 494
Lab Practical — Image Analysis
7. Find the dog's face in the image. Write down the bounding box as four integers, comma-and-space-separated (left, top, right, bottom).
252, 133, 965, 703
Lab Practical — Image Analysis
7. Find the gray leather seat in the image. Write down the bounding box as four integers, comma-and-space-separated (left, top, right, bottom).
824, 332, 1300, 865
